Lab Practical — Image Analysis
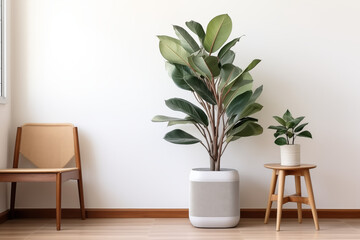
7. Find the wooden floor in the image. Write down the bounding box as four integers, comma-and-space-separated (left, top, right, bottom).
1, 218, 360, 239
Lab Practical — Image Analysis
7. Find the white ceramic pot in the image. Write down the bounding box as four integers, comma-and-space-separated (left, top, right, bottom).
189, 168, 240, 228
280, 144, 300, 166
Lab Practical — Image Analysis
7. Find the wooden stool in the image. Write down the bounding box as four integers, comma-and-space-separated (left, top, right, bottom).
264, 163, 319, 231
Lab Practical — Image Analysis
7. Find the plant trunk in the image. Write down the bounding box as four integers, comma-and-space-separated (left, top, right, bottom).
210, 157, 215, 171
215, 159, 220, 171
212, 142, 220, 171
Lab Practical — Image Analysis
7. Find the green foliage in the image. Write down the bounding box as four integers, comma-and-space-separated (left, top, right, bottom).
158, 36, 190, 66
173, 25, 200, 53
203, 14, 232, 54
185, 77, 217, 105
218, 37, 241, 59
165, 98, 208, 126
154, 14, 263, 171
185, 20, 205, 44
164, 129, 200, 144
220, 50, 235, 65
165, 62, 193, 91
268, 110, 312, 145
152, 115, 195, 126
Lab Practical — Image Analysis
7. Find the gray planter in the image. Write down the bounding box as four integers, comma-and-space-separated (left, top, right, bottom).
189, 168, 240, 228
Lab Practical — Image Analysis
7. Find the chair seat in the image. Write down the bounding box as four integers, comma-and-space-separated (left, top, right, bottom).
0, 167, 78, 173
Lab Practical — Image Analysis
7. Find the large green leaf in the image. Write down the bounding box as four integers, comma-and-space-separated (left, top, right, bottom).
188, 55, 212, 79
226, 121, 263, 142
223, 79, 253, 107
273, 116, 286, 127
165, 62, 193, 91
218, 37, 240, 59
185, 77, 216, 105
173, 25, 200, 53
222, 70, 253, 105
226, 91, 252, 117
274, 130, 287, 138
229, 71, 253, 90
297, 130, 312, 138
168, 116, 195, 126
283, 109, 294, 122
249, 85, 263, 104
295, 123, 308, 132
152, 115, 194, 126
223, 60, 259, 95
220, 50, 235, 65
226, 120, 251, 138
226, 86, 262, 126
152, 115, 186, 122
226, 117, 258, 134
203, 14, 232, 54
205, 56, 220, 77
239, 103, 263, 118
185, 20, 205, 43
243, 59, 261, 72
275, 137, 287, 145
164, 129, 200, 144
168, 119, 194, 126
165, 98, 208, 126
219, 64, 242, 91
288, 116, 305, 128
158, 36, 190, 66
268, 125, 287, 131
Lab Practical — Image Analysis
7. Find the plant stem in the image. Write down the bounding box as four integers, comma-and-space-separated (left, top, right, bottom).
199, 141, 210, 153
292, 134, 296, 144
194, 124, 211, 151
210, 104, 218, 171
221, 141, 230, 156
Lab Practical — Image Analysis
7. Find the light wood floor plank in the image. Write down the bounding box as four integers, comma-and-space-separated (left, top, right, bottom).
1, 218, 360, 239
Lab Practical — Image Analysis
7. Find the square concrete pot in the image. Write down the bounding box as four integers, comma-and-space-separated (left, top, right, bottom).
189, 168, 240, 228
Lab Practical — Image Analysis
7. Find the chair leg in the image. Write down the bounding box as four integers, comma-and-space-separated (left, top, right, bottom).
295, 175, 302, 223
304, 169, 320, 230
77, 177, 86, 220
264, 170, 278, 224
276, 170, 285, 231
9, 182, 17, 219
56, 173, 62, 231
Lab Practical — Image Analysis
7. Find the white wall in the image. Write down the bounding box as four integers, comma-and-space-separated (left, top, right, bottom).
9, 0, 360, 209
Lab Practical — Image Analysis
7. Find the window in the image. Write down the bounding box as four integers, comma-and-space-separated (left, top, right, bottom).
0, 0, 6, 104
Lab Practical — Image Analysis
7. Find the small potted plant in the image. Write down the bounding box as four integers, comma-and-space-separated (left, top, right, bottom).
268, 110, 312, 166
153, 14, 263, 228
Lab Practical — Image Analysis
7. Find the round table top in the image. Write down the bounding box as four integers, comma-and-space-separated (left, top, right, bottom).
264, 163, 317, 170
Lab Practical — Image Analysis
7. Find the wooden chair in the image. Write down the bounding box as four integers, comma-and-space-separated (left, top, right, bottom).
0, 123, 86, 230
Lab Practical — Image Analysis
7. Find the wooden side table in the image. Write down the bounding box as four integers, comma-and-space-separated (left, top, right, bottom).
264, 163, 319, 231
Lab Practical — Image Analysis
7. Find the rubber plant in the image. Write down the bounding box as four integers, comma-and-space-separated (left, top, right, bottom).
268, 109, 312, 145
152, 14, 263, 171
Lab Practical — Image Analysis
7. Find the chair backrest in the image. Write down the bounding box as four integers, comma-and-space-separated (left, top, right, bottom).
18, 123, 76, 168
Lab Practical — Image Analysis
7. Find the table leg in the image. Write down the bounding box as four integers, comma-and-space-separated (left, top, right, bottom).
276, 170, 285, 231
295, 175, 302, 223
304, 169, 320, 230
265, 170, 278, 224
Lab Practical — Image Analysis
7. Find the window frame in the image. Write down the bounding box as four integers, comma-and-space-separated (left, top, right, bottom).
0, 0, 6, 104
